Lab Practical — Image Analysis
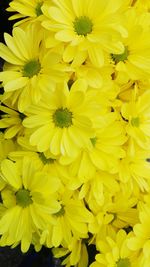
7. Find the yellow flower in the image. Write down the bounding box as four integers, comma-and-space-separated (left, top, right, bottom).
0, 24, 67, 111
53, 238, 88, 267
0, 133, 17, 190
0, 104, 25, 139
23, 81, 95, 157
90, 230, 138, 267
121, 90, 150, 149
119, 139, 150, 192
40, 189, 93, 247
111, 9, 150, 82
0, 157, 61, 252
128, 199, 150, 266
42, 0, 129, 67
69, 59, 113, 89
7, 0, 45, 27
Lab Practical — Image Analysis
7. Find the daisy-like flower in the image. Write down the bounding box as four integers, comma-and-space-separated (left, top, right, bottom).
121, 89, 150, 149
42, 0, 129, 67
23, 81, 95, 157
0, 104, 26, 139
53, 238, 88, 267
119, 139, 150, 192
7, 0, 45, 27
0, 157, 61, 252
111, 9, 150, 82
64, 113, 126, 180
90, 230, 138, 267
40, 189, 93, 248
0, 24, 67, 112
128, 198, 150, 267
68, 59, 113, 89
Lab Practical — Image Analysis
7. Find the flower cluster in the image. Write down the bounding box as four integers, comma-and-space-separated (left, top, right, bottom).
0, 0, 150, 266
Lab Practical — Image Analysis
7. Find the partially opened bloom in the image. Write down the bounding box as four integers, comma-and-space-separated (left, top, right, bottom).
0, 157, 61, 252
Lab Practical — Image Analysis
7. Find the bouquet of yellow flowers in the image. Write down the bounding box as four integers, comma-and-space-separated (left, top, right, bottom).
0, 0, 150, 266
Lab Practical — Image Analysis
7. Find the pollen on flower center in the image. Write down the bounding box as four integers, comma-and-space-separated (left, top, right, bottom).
35, 2, 43, 16
131, 117, 140, 127
53, 108, 73, 128
74, 16, 93, 36
117, 258, 131, 267
111, 46, 129, 64
16, 189, 33, 208
23, 60, 41, 78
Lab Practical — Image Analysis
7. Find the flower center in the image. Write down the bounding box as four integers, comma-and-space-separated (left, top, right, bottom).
39, 152, 56, 164
131, 117, 140, 127
74, 16, 93, 36
53, 108, 73, 128
16, 189, 33, 208
35, 2, 43, 16
90, 137, 97, 147
23, 60, 41, 78
117, 258, 131, 267
111, 46, 129, 64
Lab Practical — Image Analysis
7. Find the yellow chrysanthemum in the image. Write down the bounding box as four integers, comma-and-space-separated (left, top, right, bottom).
119, 139, 150, 192
7, 0, 46, 27
90, 230, 138, 267
23, 81, 97, 157
128, 198, 150, 267
53, 238, 88, 267
121, 90, 150, 149
0, 157, 61, 252
40, 189, 93, 247
111, 9, 150, 82
68, 59, 113, 89
63, 113, 126, 180
42, 0, 129, 67
0, 24, 67, 111
0, 104, 25, 139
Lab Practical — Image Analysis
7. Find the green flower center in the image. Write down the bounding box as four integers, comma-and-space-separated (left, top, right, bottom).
74, 16, 93, 36
53, 205, 65, 217
131, 117, 140, 127
16, 189, 33, 208
53, 108, 73, 128
39, 152, 56, 164
23, 60, 41, 78
90, 137, 97, 147
35, 2, 43, 16
117, 258, 131, 267
111, 46, 129, 64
